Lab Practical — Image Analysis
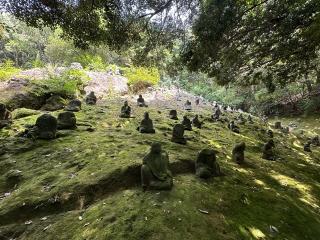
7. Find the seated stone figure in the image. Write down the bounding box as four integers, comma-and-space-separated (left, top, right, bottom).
57, 111, 77, 130
119, 101, 131, 118
274, 121, 282, 129
304, 141, 312, 152
247, 115, 253, 124
232, 142, 246, 164
195, 149, 221, 179
35, 114, 58, 139
267, 130, 274, 138
141, 142, 173, 190
171, 124, 187, 145
137, 95, 148, 107
192, 115, 202, 129
312, 136, 320, 146
0, 103, 12, 129
85, 91, 97, 105
184, 100, 192, 111
137, 112, 155, 133
169, 110, 178, 120
281, 126, 289, 134
228, 121, 240, 133
195, 98, 200, 105
65, 99, 82, 112
262, 140, 275, 160
211, 108, 221, 121
237, 114, 246, 125
182, 116, 192, 131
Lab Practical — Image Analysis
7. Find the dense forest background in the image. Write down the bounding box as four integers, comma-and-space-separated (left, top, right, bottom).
1, 0, 320, 116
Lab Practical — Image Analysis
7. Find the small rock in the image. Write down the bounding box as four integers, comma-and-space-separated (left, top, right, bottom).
25, 220, 32, 225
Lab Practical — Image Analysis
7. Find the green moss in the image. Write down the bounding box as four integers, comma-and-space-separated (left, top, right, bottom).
0, 99, 319, 240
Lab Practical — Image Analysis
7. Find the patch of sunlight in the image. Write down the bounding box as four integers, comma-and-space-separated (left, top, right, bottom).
254, 179, 265, 186
238, 134, 258, 145
293, 140, 302, 148
296, 151, 313, 163
226, 155, 231, 160
271, 173, 319, 209
248, 227, 266, 239
232, 167, 250, 174
82, 228, 98, 238
208, 140, 223, 149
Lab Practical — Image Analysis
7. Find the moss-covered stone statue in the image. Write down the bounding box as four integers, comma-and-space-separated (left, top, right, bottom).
195, 149, 221, 179
247, 115, 253, 124
141, 142, 173, 191
65, 99, 82, 112
35, 114, 58, 139
0, 103, 12, 129
232, 142, 246, 164
137, 112, 155, 133
171, 124, 187, 145
274, 121, 282, 129
169, 110, 178, 120
312, 136, 320, 146
85, 91, 97, 105
119, 101, 131, 118
304, 140, 312, 152
137, 95, 148, 107
192, 114, 202, 129
57, 111, 77, 130
184, 100, 192, 111
228, 121, 240, 133
262, 140, 275, 160
237, 114, 246, 125
267, 129, 274, 138
211, 108, 221, 121
182, 116, 192, 131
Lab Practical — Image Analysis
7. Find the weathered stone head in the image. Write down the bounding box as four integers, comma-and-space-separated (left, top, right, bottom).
150, 142, 162, 154
195, 149, 221, 179
57, 111, 77, 130
35, 114, 57, 139
169, 110, 178, 120
232, 142, 246, 164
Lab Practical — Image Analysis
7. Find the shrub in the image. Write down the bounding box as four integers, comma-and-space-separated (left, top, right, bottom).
31, 69, 90, 98
0, 60, 20, 81
124, 66, 160, 86
76, 53, 106, 71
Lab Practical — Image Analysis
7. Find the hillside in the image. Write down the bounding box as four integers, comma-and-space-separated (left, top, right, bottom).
0, 88, 320, 240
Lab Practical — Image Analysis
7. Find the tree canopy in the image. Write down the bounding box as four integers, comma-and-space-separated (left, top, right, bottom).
1, 0, 320, 88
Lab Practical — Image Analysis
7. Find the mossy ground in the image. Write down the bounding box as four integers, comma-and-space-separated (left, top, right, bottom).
0, 96, 319, 240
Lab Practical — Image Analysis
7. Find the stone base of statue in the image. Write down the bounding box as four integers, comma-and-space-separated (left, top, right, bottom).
141, 165, 173, 190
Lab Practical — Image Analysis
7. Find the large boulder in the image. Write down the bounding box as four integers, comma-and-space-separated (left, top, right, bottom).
35, 114, 58, 139
41, 95, 66, 111
65, 99, 82, 112
57, 111, 77, 130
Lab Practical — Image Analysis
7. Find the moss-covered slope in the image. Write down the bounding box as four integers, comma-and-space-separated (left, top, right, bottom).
0, 97, 319, 240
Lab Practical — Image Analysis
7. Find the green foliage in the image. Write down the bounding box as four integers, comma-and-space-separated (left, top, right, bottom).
0, 59, 19, 81
299, 96, 320, 115
76, 53, 106, 70
124, 66, 160, 90
32, 53, 45, 68
31, 69, 89, 98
